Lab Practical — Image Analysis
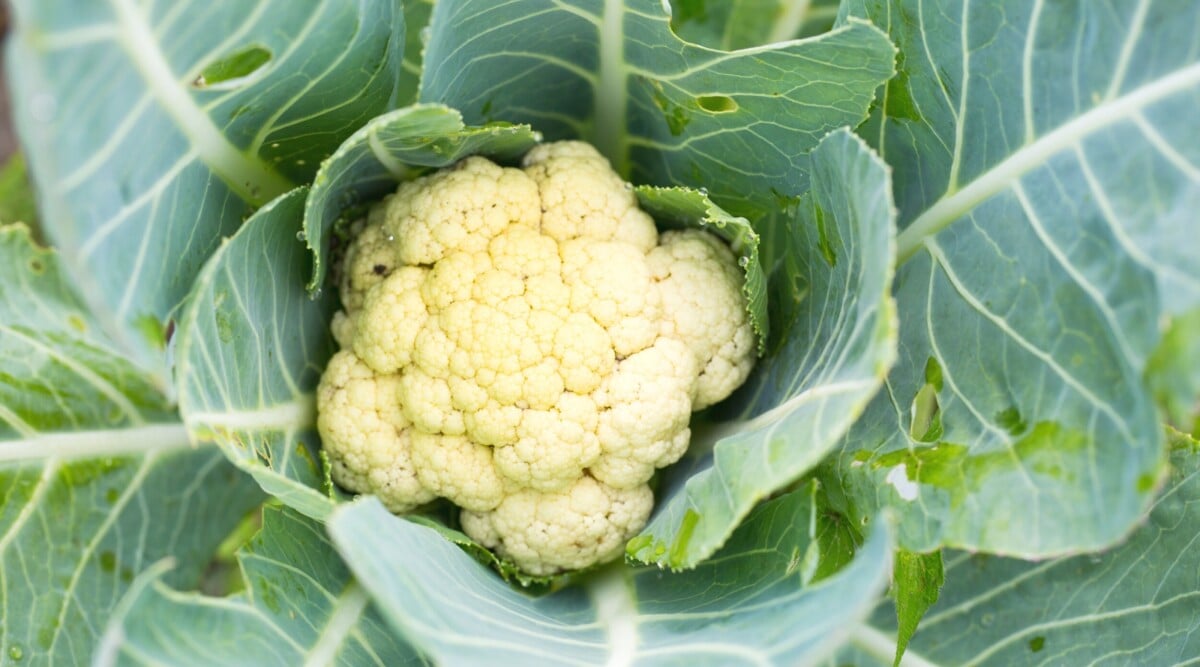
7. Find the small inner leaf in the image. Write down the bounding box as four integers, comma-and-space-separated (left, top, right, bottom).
195, 45, 272, 87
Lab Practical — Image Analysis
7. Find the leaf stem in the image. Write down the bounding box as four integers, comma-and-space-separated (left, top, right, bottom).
303, 581, 371, 667
594, 0, 628, 174
588, 565, 639, 667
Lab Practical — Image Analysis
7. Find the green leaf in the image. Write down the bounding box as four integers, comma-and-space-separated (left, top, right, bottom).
94, 507, 424, 667
0, 224, 173, 433
634, 185, 768, 352
891, 550, 943, 666
0, 154, 38, 228
630, 128, 897, 568
302, 104, 540, 291
328, 490, 893, 666
0, 222, 266, 665
8, 0, 404, 383
833, 0, 1200, 556
838, 433, 1200, 666
671, 0, 842, 50
0, 450, 265, 667
419, 0, 896, 218
176, 189, 338, 520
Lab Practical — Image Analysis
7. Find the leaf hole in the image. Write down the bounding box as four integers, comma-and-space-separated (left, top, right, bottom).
194, 45, 272, 88
696, 95, 738, 113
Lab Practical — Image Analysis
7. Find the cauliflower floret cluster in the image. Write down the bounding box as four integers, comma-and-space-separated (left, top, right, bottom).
318, 141, 755, 575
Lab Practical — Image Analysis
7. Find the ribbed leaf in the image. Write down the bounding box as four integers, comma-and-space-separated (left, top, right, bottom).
176, 189, 338, 520
831, 0, 1200, 556
328, 490, 892, 666
419, 0, 896, 218
8, 0, 404, 383
631, 128, 897, 568
829, 430, 1200, 666
95, 507, 423, 667
0, 224, 264, 666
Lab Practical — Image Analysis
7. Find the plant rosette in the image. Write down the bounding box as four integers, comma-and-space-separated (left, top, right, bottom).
3, 0, 1197, 665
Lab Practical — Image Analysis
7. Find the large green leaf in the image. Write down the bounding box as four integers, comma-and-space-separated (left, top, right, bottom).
328, 489, 893, 666
0, 224, 173, 434
7, 0, 404, 383
630, 128, 897, 568
0, 449, 264, 667
418, 0, 895, 218
831, 0, 1200, 556
94, 506, 424, 667
671, 0, 842, 50
176, 189, 339, 520
0, 224, 264, 666
830, 430, 1200, 666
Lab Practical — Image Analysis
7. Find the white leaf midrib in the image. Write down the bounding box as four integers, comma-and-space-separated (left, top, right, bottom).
589, 568, 640, 667
302, 581, 372, 667
896, 61, 1200, 262
108, 0, 293, 205
593, 0, 628, 173
185, 394, 316, 432
0, 422, 191, 462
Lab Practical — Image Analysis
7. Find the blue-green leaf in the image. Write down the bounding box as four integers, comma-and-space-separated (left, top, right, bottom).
328, 489, 892, 666
95, 507, 424, 667
1, 224, 264, 667
832, 430, 1200, 666
8, 0, 404, 384
631, 128, 897, 568
419, 0, 895, 218
176, 189, 338, 520
834, 0, 1199, 556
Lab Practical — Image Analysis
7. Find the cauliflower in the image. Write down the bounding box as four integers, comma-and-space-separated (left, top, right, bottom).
318, 141, 756, 575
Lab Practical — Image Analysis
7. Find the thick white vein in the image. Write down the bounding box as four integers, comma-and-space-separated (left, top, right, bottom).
0, 423, 191, 461
945, 0, 971, 191
897, 61, 1200, 262
109, 0, 292, 204
185, 395, 316, 433
589, 568, 639, 667
302, 582, 372, 667
965, 590, 1200, 667
721, 378, 879, 435
594, 0, 627, 172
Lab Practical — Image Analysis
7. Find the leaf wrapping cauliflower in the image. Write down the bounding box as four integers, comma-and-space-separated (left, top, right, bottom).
318, 141, 755, 575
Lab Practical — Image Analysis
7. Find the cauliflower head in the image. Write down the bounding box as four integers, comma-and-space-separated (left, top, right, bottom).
318, 141, 755, 575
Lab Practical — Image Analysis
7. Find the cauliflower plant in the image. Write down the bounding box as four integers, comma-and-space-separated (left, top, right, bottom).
318, 141, 756, 575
